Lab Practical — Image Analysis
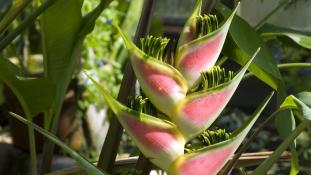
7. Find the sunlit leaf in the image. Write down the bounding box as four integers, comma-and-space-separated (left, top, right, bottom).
259, 24, 311, 49
280, 92, 311, 121
0, 57, 55, 117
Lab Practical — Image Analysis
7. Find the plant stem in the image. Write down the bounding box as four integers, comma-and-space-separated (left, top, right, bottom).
221, 109, 281, 175
255, 0, 289, 30
0, 0, 59, 51
26, 111, 38, 175
0, 0, 31, 35
252, 120, 309, 175
27, 120, 38, 175
40, 0, 114, 173
97, 0, 155, 172
243, 62, 311, 80
277, 63, 311, 69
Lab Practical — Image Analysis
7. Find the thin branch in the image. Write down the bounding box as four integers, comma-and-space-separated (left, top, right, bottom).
0, 0, 31, 35
0, 0, 60, 51
221, 109, 281, 175
97, 0, 155, 172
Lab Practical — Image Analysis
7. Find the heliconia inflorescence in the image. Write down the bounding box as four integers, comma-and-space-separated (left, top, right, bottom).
88, 0, 274, 174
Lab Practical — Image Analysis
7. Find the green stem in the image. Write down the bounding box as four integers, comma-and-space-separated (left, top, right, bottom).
277, 63, 311, 69
0, 0, 31, 35
243, 62, 311, 80
221, 109, 281, 175
40, 0, 114, 173
40, 38, 84, 174
27, 119, 38, 175
0, 0, 59, 51
255, 0, 289, 30
252, 120, 309, 175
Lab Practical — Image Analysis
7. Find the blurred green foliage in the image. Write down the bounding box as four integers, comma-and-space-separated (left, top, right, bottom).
80, 0, 124, 110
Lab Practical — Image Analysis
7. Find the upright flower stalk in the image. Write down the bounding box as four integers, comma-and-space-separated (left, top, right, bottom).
89, 0, 273, 174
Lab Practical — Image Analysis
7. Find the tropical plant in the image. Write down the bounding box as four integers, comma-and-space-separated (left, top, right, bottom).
1, 0, 311, 175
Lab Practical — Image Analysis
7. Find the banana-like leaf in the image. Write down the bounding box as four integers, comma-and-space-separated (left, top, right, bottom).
259, 24, 311, 49
9, 112, 107, 175
280, 92, 311, 121
215, 2, 283, 91
41, 0, 83, 88
0, 57, 55, 117
173, 48, 260, 139
215, 3, 296, 157
264, 32, 311, 49
117, 26, 188, 117
169, 92, 273, 175
85, 72, 186, 171
175, 3, 239, 86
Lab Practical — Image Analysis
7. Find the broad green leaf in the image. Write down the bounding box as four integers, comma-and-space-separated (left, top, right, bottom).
215, 4, 297, 171
0, 57, 55, 118
41, 0, 83, 85
41, 0, 84, 128
262, 33, 311, 49
215, 3, 282, 91
296, 92, 311, 107
280, 92, 311, 121
9, 112, 108, 175
251, 120, 310, 175
259, 24, 311, 49
169, 92, 274, 175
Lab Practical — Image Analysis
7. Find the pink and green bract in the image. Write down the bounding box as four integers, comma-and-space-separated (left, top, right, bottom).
169, 93, 273, 175
86, 74, 185, 171
88, 0, 274, 174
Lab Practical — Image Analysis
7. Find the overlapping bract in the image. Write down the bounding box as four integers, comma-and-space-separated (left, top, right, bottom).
118, 0, 245, 139
86, 75, 185, 171
91, 1, 272, 175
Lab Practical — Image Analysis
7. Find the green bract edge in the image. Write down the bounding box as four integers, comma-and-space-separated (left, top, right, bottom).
177, 0, 202, 49
170, 91, 273, 165
177, 2, 240, 57
186, 47, 260, 98
115, 25, 189, 91
84, 71, 177, 127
